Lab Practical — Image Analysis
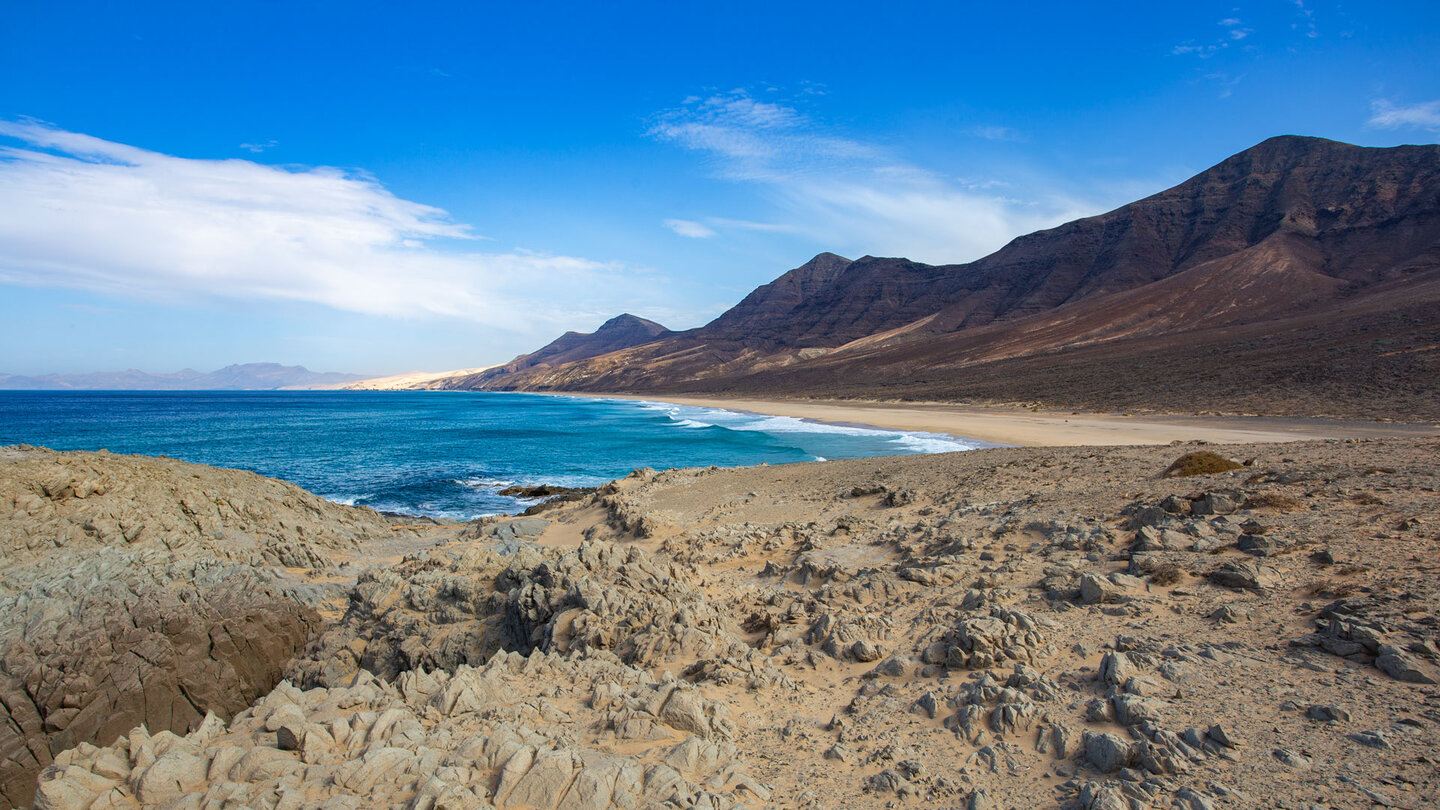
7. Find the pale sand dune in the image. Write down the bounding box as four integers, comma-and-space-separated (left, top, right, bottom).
340, 366, 495, 390
564, 392, 1440, 446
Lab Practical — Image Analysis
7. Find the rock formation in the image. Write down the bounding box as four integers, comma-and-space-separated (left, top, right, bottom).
0, 447, 408, 807
25, 436, 1440, 807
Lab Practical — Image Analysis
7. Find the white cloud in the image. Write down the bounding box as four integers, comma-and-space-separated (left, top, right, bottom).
239, 139, 277, 153
1367, 99, 1440, 131
663, 218, 717, 238
0, 120, 659, 335
648, 91, 1095, 264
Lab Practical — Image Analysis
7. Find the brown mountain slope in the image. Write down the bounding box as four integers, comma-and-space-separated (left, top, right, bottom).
449, 135, 1440, 419
450, 313, 668, 387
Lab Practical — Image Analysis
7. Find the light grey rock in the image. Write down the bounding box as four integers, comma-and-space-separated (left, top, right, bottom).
1350, 730, 1392, 749
1084, 732, 1134, 772
1273, 748, 1312, 769
1207, 724, 1238, 749
1098, 651, 1136, 686
1078, 573, 1111, 604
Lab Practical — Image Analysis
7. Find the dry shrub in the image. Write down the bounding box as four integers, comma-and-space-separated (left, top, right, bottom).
1242, 491, 1304, 512
1147, 563, 1185, 586
1306, 579, 1359, 598
1162, 451, 1243, 478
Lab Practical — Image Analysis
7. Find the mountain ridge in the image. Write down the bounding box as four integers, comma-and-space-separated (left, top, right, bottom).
448, 313, 669, 389
450, 135, 1440, 418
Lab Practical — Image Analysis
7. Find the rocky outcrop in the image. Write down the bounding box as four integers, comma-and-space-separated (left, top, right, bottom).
0, 447, 403, 807
24, 437, 1440, 808
36, 652, 761, 810
0, 552, 319, 807
288, 534, 760, 689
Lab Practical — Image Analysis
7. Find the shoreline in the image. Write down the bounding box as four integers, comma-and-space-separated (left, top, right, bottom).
555, 391, 1440, 447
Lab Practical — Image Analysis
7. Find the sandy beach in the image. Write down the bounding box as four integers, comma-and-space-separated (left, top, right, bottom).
563, 393, 1440, 447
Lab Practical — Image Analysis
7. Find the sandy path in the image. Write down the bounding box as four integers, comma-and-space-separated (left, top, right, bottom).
562, 393, 1440, 446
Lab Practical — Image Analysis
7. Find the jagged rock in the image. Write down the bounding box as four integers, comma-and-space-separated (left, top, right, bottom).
1376, 645, 1438, 683
1210, 562, 1267, 591
933, 604, 1051, 670
1273, 748, 1312, 770
0, 447, 401, 808
38, 654, 757, 810
1209, 604, 1249, 623
1098, 651, 1136, 686
1306, 704, 1351, 723
1191, 492, 1239, 516
1350, 730, 1392, 749
1084, 732, 1134, 772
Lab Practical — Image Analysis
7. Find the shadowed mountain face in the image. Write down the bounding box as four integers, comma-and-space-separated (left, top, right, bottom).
448, 136, 1440, 419
0, 363, 365, 390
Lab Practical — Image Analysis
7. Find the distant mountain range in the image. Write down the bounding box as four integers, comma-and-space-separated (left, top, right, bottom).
439, 135, 1440, 420
0, 363, 367, 390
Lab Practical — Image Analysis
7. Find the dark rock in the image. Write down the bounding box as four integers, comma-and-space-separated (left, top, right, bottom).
1306, 705, 1351, 723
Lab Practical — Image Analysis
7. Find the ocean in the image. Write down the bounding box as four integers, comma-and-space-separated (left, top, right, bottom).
0, 391, 982, 519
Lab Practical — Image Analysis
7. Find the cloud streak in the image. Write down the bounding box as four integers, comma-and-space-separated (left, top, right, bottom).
662, 218, 717, 238
1367, 99, 1440, 132
0, 120, 662, 335
649, 91, 1093, 264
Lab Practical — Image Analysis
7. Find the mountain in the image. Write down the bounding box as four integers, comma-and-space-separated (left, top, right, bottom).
447, 135, 1440, 419
0, 363, 366, 390
447, 313, 669, 388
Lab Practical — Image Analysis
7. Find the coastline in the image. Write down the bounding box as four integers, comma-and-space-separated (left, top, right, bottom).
556, 392, 1440, 447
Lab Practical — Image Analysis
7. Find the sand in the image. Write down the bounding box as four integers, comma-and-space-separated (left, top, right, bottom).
564, 392, 1440, 447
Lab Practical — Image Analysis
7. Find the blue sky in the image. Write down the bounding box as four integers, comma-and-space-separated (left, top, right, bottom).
2, 0, 1437, 375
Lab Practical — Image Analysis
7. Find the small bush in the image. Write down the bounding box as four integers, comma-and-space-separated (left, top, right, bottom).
1241, 491, 1303, 512
1162, 451, 1243, 478
1148, 563, 1185, 586
1306, 579, 1359, 598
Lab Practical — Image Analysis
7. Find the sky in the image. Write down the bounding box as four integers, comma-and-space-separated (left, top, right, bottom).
2, 0, 1438, 376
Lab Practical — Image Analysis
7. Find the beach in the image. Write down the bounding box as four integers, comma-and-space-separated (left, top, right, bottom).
565, 393, 1440, 447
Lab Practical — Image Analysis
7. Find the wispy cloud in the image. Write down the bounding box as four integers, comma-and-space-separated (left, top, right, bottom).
1172, 43, 1221, 57
663, 218, 717, 238
1292, 0, 1319, 38
1367, 99, 1440, 131
648, 91, 1094, 264
1219, 18, 1253, 40
969, 125, 1023, 142
239, 139, 277, 153
0, 119, 662, 336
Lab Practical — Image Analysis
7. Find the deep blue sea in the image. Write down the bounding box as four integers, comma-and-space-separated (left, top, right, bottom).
0, 391, 981, 519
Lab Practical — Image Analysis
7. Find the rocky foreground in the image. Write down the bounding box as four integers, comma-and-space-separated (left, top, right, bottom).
0, 447, 424, 807
10, 438, 1440, 809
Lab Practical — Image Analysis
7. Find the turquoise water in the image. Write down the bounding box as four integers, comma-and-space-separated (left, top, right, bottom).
0, 391, 981, 518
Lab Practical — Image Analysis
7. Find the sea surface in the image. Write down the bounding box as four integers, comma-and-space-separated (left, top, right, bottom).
0, 391, 983, 519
